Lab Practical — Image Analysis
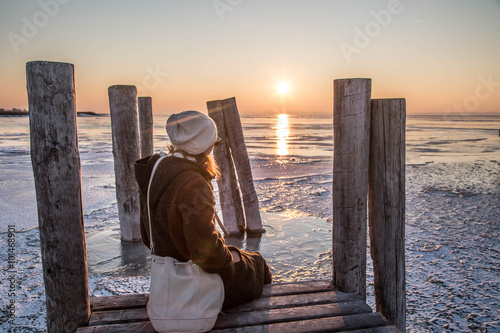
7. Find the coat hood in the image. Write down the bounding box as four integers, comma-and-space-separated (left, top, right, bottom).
134, 153, 213, 205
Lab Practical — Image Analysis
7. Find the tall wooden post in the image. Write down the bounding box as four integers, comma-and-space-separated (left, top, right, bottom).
221, 97, 264, 234
138, 96, 154, 157
108, 85, 141, 241
332, 78, 371, 300
27, 61, 90, 332
369, 99, 406, 331
207, 100, 245, 235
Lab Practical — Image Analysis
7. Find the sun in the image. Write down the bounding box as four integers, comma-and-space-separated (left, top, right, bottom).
277, 81, 290, 95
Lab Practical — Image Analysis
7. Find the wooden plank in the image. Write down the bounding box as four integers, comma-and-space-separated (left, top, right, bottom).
89, 280, 335, 311
80, 281, 400, 333
89, 300, 372, 329
76, 321, 155, 333
27, 60, 91, 332
338, 326, 402, 333
77, 320, 400, 333
88, 291, 360, 325
215, 301, 372, 329
91, 294, 149, 311
211, 312, 390, 333
260, 280, 335, 297
224, 291, 359, 314
89, 308, 147, 326
369, 99, 406, 332
332, 78, 371, 301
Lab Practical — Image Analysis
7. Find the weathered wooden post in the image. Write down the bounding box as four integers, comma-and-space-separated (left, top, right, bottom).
221, 97, 264, 234
207, 100, 245, 235
27, 61, 90, 332
332, 78, 371, 300
369, 99, 406, 331
138, 96, 154, 157
108, 85, 141, 241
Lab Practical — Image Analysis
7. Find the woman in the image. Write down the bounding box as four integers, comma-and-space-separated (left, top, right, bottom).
134, 110, 272, 310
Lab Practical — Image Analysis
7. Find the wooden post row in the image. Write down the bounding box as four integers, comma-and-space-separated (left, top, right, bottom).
27, 61, 90, 333
332, 78, 371, 301
108, 85, 141, 241
207, 97, 264, 235
138, 96, 154, 157
369, 99, 406, 331
207, 100, 246, 235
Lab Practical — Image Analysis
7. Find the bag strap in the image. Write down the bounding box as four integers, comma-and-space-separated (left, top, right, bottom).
147, 155, 167, 255
146, 153, 229, 255
146, 151, 204, 254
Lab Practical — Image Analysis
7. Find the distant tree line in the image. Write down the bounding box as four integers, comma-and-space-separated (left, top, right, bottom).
0, 108, 105, 116
0, 108, 29, 115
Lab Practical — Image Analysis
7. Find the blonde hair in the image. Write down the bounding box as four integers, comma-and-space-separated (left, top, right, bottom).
200, 154, 220, 179
168, 143, 220, 179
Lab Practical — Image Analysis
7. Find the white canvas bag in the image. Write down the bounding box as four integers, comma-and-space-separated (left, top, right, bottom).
146, 155, 224, 333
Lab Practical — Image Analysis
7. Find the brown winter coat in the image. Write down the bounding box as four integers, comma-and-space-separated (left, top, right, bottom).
134, 153, 272, 308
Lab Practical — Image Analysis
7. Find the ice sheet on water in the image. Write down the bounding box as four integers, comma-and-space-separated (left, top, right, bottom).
1, 114, 499, 332
404, 160, 500, 332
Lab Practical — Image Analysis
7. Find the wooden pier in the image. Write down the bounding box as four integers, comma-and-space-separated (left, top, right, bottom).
27, 61, 406, 333
76, 280, 400, 333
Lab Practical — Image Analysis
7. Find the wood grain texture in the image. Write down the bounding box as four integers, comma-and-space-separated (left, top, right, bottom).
214, 290, 358, 314
77, 280, 401, 333
214, 301, 372, 329
138, 96, 153, 158
369, 99, 406, 331
77, 322, 155, 333
88, 280, 336, 312
260, 280, 335, 297
108, 85, 141, 241
221, 97, 264, 233
211, 313, 390, 333
332, 78, 372, 300
90, 293, 149, 311
27, 60, 90, 332
207, 99, 245, 235
87, 299, 370, 328
89, 308, 148, 326
78, 317, 399, 333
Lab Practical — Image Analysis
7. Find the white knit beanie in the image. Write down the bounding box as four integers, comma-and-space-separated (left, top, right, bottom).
165, 110, 218, 155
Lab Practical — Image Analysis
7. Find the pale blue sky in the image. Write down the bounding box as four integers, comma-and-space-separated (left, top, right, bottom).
1, 0, 499, 114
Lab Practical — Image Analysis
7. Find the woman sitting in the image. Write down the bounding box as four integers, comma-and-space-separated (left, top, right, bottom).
134, 110, 272, 312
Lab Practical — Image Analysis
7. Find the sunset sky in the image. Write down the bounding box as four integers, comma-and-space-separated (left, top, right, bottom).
0, 0, 499, 115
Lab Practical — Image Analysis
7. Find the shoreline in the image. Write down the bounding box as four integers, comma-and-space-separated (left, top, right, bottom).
0, 111, 106, 117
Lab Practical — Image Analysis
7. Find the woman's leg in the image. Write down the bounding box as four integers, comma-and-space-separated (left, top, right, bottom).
223, 246, 272, 309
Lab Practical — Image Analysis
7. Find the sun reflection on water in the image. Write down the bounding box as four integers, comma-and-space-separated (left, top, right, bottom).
276, 114, 289, 156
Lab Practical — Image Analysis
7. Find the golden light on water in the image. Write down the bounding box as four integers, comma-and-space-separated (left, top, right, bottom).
276, 114, 289, 156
